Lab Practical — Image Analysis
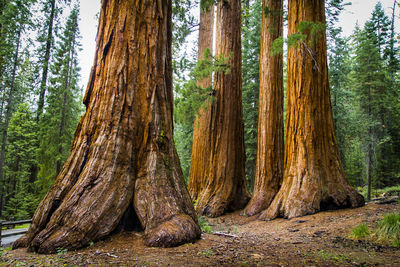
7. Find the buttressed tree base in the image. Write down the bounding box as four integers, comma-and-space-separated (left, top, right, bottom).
13, 0, 200, 253
259, 0, 364, 220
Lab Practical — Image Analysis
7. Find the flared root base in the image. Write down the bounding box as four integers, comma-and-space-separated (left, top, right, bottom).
259, 190, 365, 221
244, 190, 277, 216
244, 199, 266, 217
144, 214, 201, 247
198, 191, 250, 218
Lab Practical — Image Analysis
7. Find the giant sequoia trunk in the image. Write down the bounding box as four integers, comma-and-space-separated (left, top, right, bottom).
195, 0, 250, 217
244, 0, 284, 216
188, 3, 214, 202
260, 0, 364, 220
13, 0, 200, 253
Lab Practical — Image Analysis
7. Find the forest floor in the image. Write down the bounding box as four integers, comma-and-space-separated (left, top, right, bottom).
1, 200, 399, 266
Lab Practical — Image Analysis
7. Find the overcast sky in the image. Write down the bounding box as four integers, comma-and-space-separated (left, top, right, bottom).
77, 0, 398, 89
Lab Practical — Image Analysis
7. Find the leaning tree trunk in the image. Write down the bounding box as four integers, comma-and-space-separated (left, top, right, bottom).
244, 0, 284, 216
188, 2, 214, 202
195, 0, 250, 217
260, 0, 364, 220
13, 0, 200, 253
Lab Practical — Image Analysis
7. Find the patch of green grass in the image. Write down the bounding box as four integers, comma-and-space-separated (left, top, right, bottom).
14, 224, 30, 229
56, 247, 68, 255
317, 250, 349, 263
349, 223, 370, 239
358, 185, 400, 199
1, 224, 30, 230
376, 213, 400, 247
198, 216, 213, 234
197, 249, 213, 257
232, 226, 238, 234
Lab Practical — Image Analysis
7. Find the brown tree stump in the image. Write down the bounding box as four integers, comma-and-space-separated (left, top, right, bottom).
13, 0, 200, 253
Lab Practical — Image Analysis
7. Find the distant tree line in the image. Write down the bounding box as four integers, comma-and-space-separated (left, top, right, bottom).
0, 0, 82, 219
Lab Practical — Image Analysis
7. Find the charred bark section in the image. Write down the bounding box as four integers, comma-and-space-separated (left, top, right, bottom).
195, 0, 250, 217
13, 0, 200, 253
244, 0, 284, 216
260, 0, 364, 220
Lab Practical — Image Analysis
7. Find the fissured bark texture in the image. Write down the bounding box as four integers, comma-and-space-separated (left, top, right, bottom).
244, 0, 284, 216
188, 3, 214, 202
260, 0, 364, 220
195, 0, 250, 217
13, 0, 200, 253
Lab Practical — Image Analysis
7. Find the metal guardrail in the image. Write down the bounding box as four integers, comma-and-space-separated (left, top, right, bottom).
0, 219, 32, 246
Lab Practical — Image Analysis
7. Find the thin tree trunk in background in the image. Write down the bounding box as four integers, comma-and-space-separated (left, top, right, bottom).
367, 85, 372, 201
0, 0, 5, 217
56, 91, 67, 175
0, 30, 21, 217
244, 0, 283, 216
195, 0, 250, 217
56, 33, 75, 176
242, 0, 250, 27
36, 0, 56, 122
188, 2, 214, 202
389, 0, 397, 77
260, 0, 364, 220
6, 157, 19, 209
367, 139, 372, 201
13, 0, 200, 253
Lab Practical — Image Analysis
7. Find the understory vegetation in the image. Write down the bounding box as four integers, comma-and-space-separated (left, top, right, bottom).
350, 213, 400, 247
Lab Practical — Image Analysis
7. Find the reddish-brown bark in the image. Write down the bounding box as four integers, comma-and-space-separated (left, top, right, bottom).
195, 0, 250, 217
244, 0, 284, 216
260, 0, 364, 220
13, 0, 200, 253
188, 3, 214, 202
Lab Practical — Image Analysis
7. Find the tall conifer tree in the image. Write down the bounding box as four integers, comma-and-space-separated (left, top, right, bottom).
261, 0, 364, 220
36, 5, 82, 196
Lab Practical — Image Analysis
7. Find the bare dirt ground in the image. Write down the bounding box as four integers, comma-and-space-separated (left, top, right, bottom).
1, 201, 399, 266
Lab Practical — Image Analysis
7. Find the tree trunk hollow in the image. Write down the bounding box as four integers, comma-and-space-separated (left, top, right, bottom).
13, 0, 200, 253
260, 0, 364, 220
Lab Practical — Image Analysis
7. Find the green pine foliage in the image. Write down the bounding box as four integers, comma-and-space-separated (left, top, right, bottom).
3, 104, 38, 219
174, 49, 231, 181
200, 0, 215, 12
348, 2, 400, 195
326, 1, 363, 187
0, 0, 37, 219
242, 0, 261, 191
36, 5, 82, 197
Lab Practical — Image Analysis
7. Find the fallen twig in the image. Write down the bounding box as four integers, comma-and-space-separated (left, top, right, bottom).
213, 232, 238, 238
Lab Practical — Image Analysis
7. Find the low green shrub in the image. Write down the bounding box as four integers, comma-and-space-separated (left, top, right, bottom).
349, 223, 370, 239
376, 213, 400, 246
198, 216, 213, 234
